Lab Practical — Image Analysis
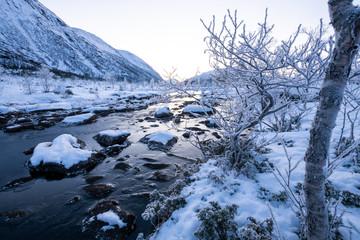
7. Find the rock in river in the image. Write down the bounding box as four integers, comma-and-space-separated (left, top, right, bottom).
93, 129, 131, 147
82, 183, 116, 198
82, 200, 136, 240
140, 131, 178, 151
28, 134, 105, 179
61, 113, 97, 125
182, 104, 213, 116
113, 162, 132, 171
4, 122, 35, 133
154, 106, 173, 118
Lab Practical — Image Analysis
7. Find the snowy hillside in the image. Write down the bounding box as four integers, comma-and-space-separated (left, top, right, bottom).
0, 0, 162, 82
185, 70, 217, 86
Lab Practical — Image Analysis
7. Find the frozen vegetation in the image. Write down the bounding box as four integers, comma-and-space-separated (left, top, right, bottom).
149, 103, 360, 239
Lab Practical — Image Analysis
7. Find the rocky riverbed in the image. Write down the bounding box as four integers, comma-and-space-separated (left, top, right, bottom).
0, 93, 219, 239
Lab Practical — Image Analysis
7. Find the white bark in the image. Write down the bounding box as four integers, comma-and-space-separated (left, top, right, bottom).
303, 0, 360, 239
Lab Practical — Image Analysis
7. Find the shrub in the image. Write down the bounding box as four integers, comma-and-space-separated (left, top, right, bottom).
142, 189, 186, 227
238, 217, 274, 240
194, 201, 239, 240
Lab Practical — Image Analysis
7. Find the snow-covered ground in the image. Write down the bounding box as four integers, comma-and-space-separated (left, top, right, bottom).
1, 75, 359, 239
0, 75, 162, 113
150, 102, 360, 239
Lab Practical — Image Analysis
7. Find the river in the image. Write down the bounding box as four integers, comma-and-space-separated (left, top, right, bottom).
0, 96, 212, 239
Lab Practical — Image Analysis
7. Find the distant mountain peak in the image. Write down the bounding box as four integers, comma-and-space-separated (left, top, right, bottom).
0, 0, 162, 81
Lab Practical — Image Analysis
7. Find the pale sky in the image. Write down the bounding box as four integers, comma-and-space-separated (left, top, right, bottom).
38, 0, 360, 79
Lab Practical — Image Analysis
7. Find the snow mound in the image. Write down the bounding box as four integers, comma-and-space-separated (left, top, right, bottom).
30, 134, 93, 169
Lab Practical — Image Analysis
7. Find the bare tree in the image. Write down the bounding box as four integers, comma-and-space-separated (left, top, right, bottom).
22, 75, 34, 95
199, 10, 329, 168
38, 64, 54, 93
303, 0, 360, 239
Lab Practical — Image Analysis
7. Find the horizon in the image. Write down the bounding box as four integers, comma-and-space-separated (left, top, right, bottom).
38, 0, 360, 80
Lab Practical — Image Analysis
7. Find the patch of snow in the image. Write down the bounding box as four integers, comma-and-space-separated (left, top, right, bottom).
155, 107, 171, 115
61, 113, 95, 125
183, 104, 212, 114
146, 131, 176, 145
30, 134, 93, 169
101, 225, 115, 231
6, 124, 21, 129
98, 129, 130, 138
96, 210, 127, 231
0, 106, 19, 114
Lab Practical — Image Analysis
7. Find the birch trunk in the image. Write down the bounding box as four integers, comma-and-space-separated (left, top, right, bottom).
304, 0, 360, 239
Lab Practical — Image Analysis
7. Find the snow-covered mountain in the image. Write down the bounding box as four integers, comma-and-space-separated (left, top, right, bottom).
0, 0, 162, 82
185, 70, 217, 86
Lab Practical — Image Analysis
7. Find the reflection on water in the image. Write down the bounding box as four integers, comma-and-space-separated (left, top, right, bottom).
0, 97, 215, 239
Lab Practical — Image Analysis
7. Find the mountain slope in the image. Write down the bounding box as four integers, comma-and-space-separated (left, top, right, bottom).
0, 0, 162, 82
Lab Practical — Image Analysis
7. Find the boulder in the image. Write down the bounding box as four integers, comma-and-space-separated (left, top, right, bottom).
203, 119, 219, 128
28, 134, 106, 179
61, 113, 97, 125
183, 104, 213, 116
140, 131, 178, 151
154, 106, 173, 118
94, 130, 131, 147
100, 142, 130, 157
113, 162, 132, 171
82, 183, 116, 198
4, 122, 35, 133
85, 175, 104, 184
150, 170, 170, 181
82, 200, 136, 239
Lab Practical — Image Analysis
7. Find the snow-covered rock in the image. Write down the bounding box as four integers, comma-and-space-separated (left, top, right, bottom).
82, 200, 136, 239
154, 106, 173, 118
140, 131, 178, 151
183, 104, 213, 115
61, 113, 97, 125
4, 122, 35, 133
0, 0, 162, 82
204, 119, 218, 128
28, 134, 105, 179
93, 129, 131, 146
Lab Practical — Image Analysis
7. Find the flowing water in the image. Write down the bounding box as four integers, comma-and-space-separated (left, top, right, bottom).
0, 97, 215, 239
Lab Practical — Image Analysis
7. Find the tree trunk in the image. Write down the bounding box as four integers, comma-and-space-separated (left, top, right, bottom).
304, 0, 360, 239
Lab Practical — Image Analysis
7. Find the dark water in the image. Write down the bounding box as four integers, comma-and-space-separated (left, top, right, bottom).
0, 98, 211, 239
